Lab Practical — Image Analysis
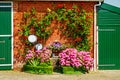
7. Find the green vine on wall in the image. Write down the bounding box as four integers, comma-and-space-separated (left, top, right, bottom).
51, 5, 91, 51
20, 5, 91, 51
56, 5, 91, 51
20, 8, 52, 45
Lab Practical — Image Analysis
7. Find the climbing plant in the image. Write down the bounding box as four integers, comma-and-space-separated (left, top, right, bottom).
20, 4, 91, 51
55, 5, 91, 51
20, 8, 52, 45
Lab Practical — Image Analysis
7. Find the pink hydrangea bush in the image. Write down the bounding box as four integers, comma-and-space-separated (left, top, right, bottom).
59, 48, 80, 67
36, 47, 52, 63
25, 47, 52, 66
59, 48, 94, 72
78, 51, 94, 71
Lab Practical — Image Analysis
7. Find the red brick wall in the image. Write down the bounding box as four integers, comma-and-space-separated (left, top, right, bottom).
13, 1, 97, 70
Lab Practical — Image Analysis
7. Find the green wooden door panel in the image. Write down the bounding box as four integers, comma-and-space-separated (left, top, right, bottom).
0, 3, 12, 70
0, 66, 11, 70
0, 7, 11, 35
0, 37, 11, 64
98, 25, 120, 69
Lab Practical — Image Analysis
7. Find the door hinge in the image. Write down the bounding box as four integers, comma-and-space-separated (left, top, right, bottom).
0, 58, 5, 60
0, 40, 5, 43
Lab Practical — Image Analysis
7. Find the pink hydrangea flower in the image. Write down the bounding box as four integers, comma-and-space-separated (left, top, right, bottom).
59, 48, 94, 71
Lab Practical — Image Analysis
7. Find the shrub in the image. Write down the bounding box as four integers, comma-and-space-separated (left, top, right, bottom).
59, 48, 80, 67
77, 51, 94, 72
25, 47, 52, 66
24, 47, 53, 74
59, 48, 94, 72
23, 65, 53, 74
62, 66, 83, 74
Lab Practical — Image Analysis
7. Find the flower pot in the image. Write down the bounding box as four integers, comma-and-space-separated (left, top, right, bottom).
53, 52, 59, 56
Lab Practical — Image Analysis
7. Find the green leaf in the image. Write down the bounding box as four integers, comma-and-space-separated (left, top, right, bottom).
72, 5, 77, 9
33, 22, 38, 27
67, 9, 72, 14
31, 7, 36, 15
45, 20, 51, 25
23, 12, 30, 19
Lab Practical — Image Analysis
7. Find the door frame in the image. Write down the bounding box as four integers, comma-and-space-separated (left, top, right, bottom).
0, 1, 13, 69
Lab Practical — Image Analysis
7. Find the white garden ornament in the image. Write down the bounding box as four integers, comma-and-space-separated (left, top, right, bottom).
28, 35, 37, 43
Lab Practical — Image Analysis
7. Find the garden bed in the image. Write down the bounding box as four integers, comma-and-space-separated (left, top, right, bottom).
23, 65, 53, 74
62, 66, 84, 74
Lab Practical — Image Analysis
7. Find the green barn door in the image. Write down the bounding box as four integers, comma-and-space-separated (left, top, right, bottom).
0, 2, 12, 70
98, 25, 120, 69
98, 3, 120, 69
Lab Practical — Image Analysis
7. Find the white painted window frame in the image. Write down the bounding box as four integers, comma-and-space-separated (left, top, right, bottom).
0, 1, 13, 69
